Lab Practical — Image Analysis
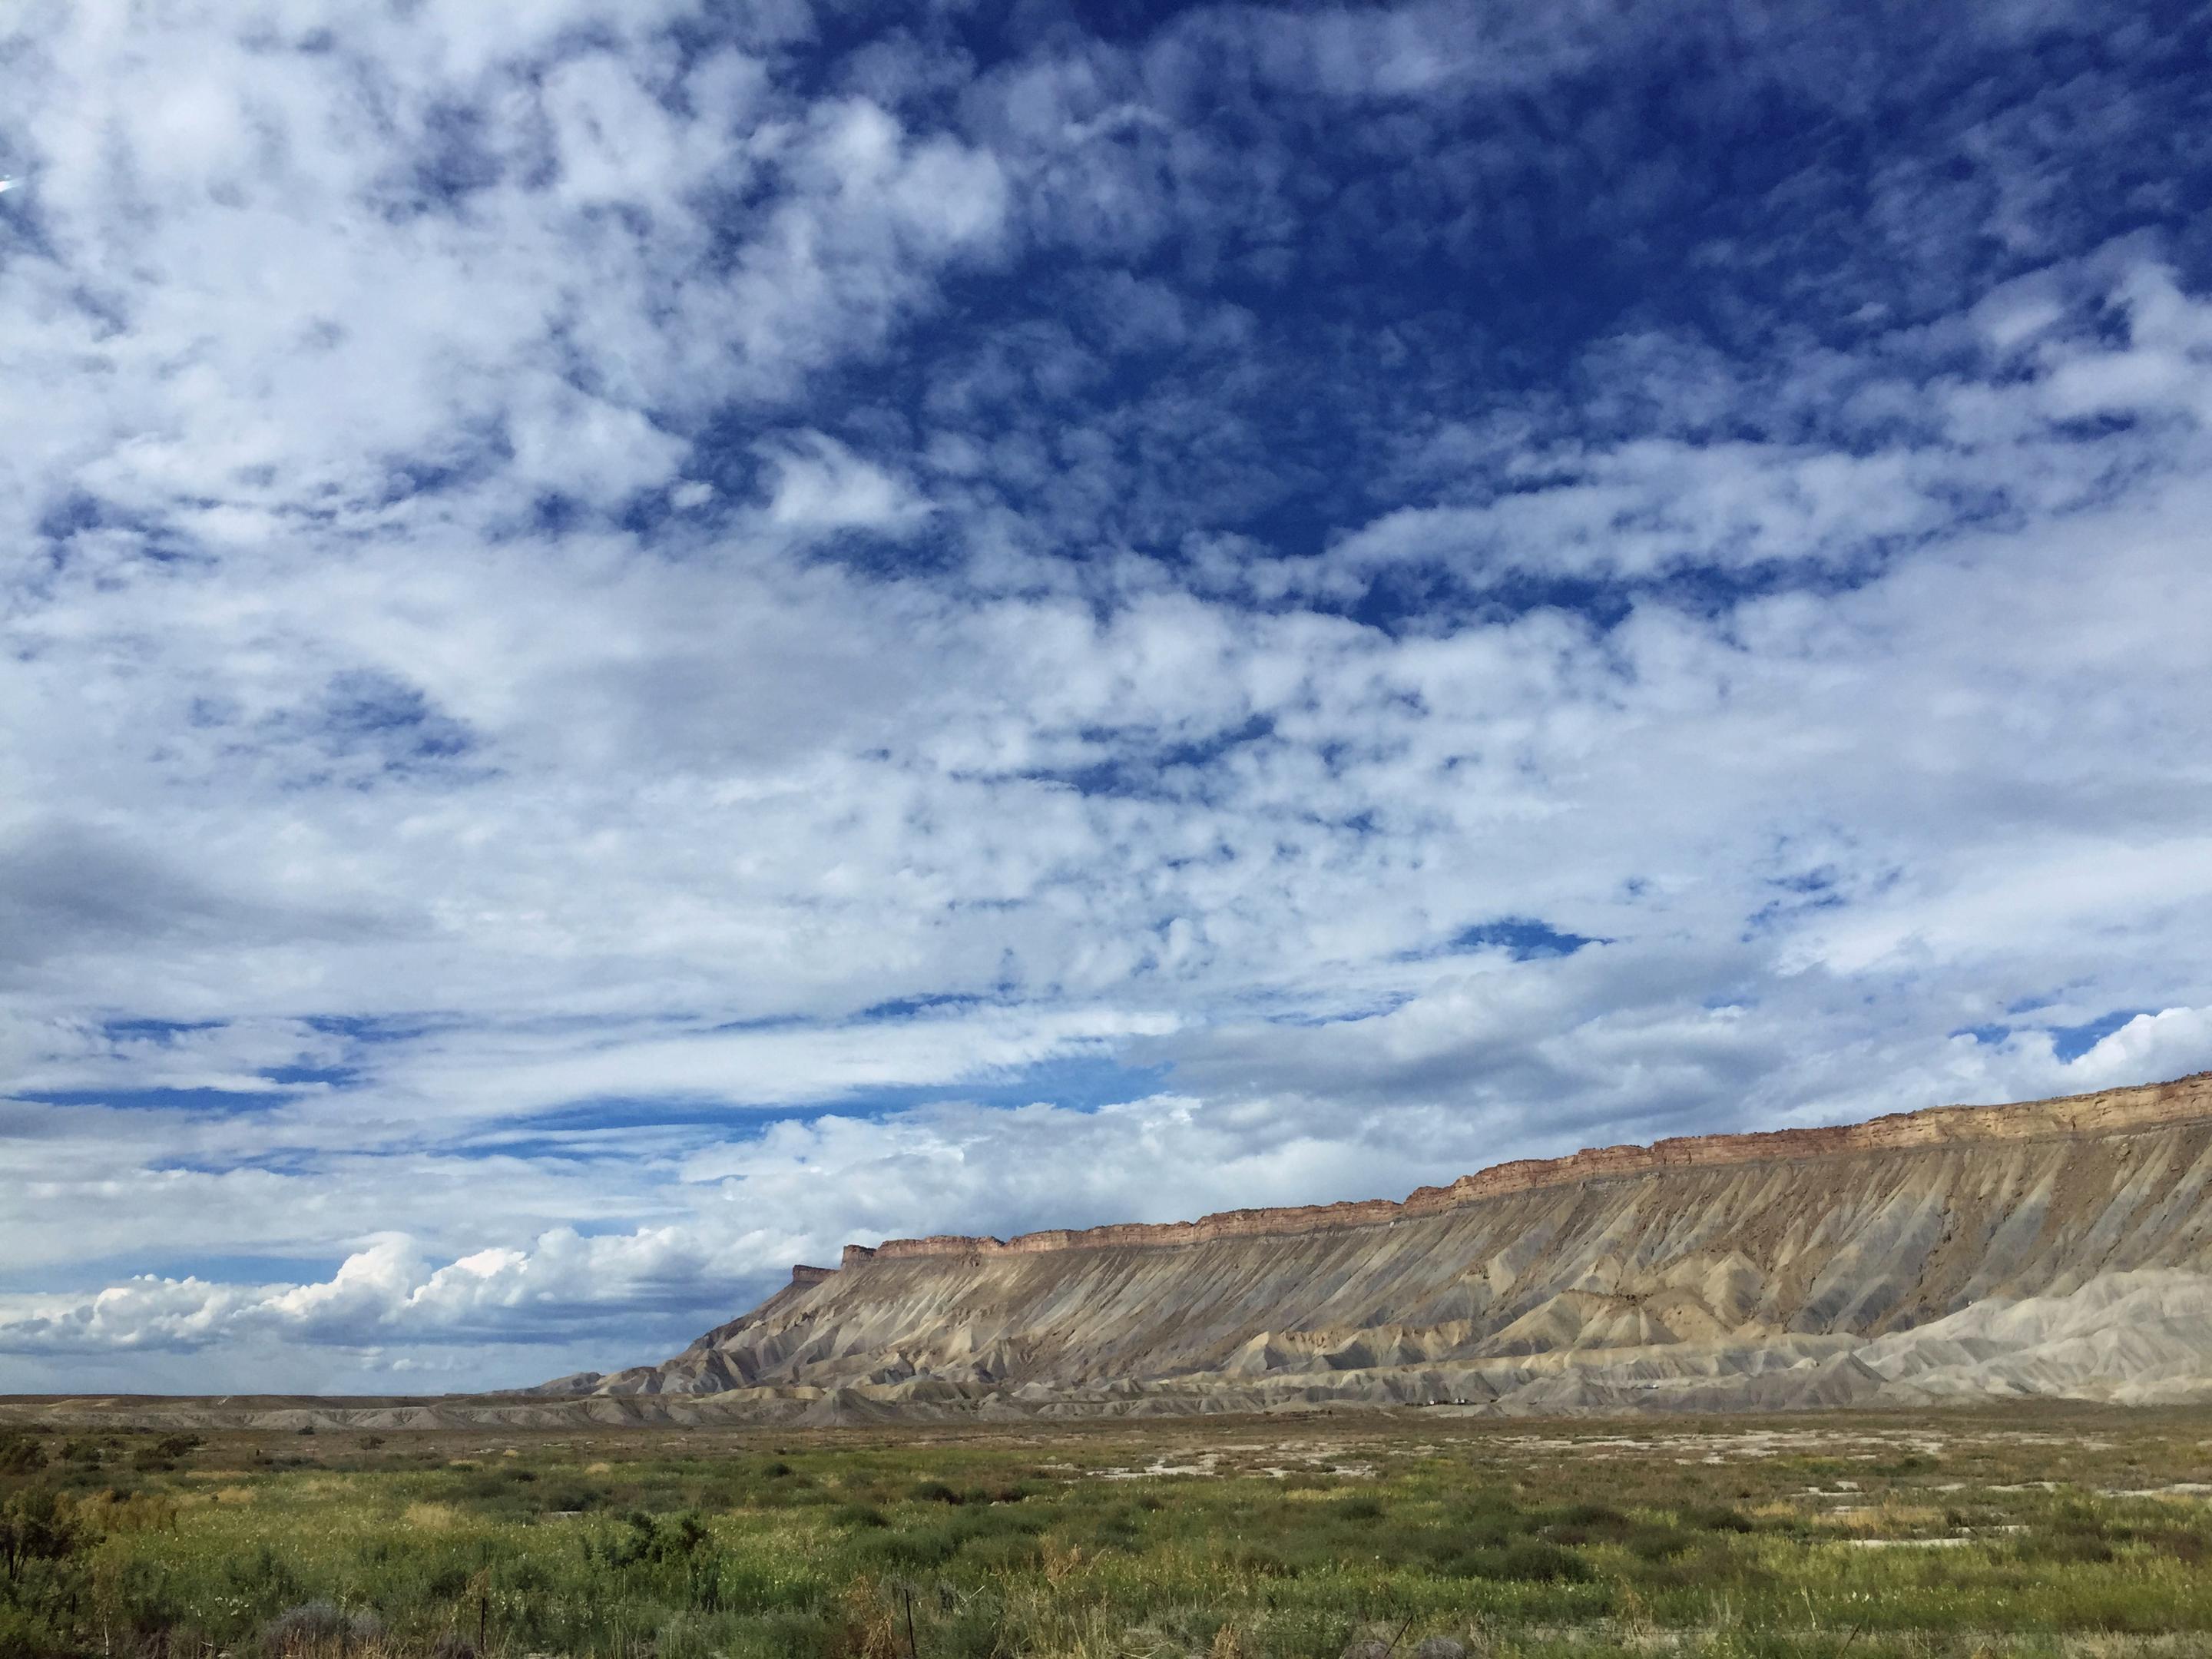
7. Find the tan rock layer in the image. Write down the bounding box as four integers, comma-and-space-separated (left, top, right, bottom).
830, 1072, 2212, 1271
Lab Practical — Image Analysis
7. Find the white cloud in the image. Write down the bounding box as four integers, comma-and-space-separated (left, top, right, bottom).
757, 432, 931, 534
5, 0, 2212, 1392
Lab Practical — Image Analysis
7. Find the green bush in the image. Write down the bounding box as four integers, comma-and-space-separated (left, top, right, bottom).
1625, 1523, 1693, 1561
1434, 1538, 1591, 1583
1557, 1502, 1628, 1530
866, 1527, 960, 1571
535, 1481, 602, 1513
128, 1434, 203, 1474
1682, 1503, 1756, 1533
0, 1599, 77, 1659
222, 1540, 303, 1604
589, 1510, 712, 1568
2016, 1532, 2115, 1565
1542, 1501, 1633, 1545
0, 1488, 84, 1581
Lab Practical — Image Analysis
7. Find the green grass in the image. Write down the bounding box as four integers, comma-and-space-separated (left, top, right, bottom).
6, 1410, 2212, 1657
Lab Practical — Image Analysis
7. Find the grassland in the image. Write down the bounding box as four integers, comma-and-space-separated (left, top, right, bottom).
7, 1406, 2212, 1658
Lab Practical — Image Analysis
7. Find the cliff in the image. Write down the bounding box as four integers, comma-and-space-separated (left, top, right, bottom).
839, 1073, 2212, 1265
540, 1073, 2212, 1419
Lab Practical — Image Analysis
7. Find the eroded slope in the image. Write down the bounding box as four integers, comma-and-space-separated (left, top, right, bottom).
545, 1073, 2212, 1418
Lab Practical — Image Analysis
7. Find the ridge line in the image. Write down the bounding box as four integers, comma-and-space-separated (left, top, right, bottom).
829, 1071, 2212, 1270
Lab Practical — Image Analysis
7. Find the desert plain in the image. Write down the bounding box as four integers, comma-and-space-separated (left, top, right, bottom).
8, 1401, 2212, 1659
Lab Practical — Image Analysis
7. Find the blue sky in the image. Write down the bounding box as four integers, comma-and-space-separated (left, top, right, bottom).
4, 0, 2212, 1392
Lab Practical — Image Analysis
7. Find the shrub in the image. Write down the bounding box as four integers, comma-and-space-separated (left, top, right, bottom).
1, 1488, 86, 1581
1446, 1492, 1528, 1544
1682, 1504, 1755, 1533
224, 1541, 303, 1604
0, 1435, 46, 1478
2016, 1532, 2114, 1565
2146, 1528, 2208, 1565
262, 1601, 383, 1656
1542, 1503, 1634, 1546
129, 1435, 201, 1474
1546, 1501, 1631, 1544
1435, 1538, 1591, 1583
1872, 1453, 1937, 1476
1625, 1523, 1693, 1561
591, 1510, 712, 1568
1227, 1543, 1296, 1578
1445, 1513, 1518, 1551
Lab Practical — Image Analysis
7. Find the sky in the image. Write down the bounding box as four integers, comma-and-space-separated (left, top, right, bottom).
3, 0, 2212, 1395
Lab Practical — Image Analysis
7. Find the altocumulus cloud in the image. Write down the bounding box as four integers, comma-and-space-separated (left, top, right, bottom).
5, 0, 2212, 1391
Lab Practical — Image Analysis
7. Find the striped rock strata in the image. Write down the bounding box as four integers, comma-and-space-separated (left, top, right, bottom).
539, 1072, 2212, 1419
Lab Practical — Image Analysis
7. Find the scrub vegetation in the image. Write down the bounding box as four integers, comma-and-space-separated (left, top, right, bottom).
4, 1408, 2212, 1658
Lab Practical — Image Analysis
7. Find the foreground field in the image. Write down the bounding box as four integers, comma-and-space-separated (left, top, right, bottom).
6, 1407, 2212, 1658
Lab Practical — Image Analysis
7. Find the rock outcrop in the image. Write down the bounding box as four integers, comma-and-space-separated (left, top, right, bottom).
539, 1072, 2212, 1418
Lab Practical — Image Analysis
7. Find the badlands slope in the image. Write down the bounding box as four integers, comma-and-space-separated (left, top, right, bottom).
540, 1073, 2212, 1420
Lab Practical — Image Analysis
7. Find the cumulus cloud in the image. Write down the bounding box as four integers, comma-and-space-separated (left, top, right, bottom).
5, 0, 2212, 1391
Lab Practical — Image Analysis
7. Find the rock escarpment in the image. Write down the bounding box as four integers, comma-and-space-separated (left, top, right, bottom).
541, 1073, 2212, 1419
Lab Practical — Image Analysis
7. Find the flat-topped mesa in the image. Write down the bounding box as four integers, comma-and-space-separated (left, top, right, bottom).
839, 1071, 2212, 1267
790, 1264, 837, 1285
544, 1068, 2212, 1413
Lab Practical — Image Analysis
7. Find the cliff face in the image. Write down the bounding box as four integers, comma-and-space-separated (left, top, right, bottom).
541, 1074, 2212, 1419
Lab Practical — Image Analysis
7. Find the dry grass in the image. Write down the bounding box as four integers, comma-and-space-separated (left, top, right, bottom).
1813, 1502, 1949, 1533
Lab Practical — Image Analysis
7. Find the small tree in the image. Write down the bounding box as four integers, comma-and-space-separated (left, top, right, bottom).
0, 1486, 83, 1581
